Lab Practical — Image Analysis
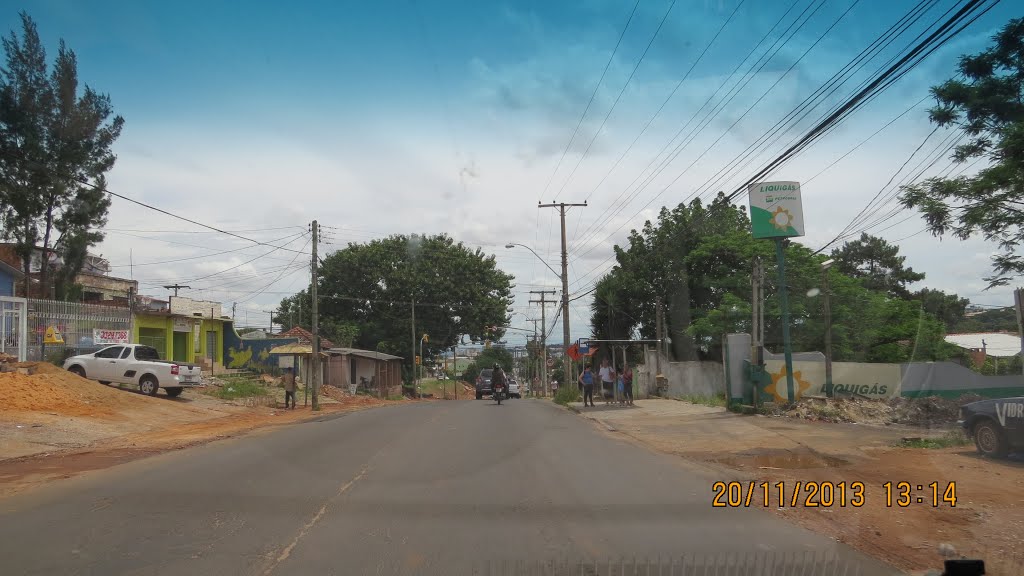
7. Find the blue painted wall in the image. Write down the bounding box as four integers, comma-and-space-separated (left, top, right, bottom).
0, 267, 15, 297
222, 321, 298, 373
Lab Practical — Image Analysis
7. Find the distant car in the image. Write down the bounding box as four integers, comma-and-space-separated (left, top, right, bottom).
959, 397, 1024, 458
475, 369, 494, 400
64, 344, 204, 398
508, 378, 521, 399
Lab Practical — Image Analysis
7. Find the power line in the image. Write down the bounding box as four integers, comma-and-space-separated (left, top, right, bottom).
63, 175, 309, 255
539, 0, 642, 201
570, 0, 827, 256
107, 232, 305, 268
553, 0, 682, 200
235, 237, 313, 304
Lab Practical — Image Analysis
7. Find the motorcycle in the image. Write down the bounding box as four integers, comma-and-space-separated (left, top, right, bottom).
493, 381, 505, 405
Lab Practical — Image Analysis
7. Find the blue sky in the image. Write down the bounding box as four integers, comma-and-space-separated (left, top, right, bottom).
2, 1, 1019, 343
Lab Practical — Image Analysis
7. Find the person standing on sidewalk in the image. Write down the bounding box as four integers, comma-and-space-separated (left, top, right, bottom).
622, 361, 634, 406
598, 358, 615, 405
578, 364, 595, 407
283, 367, 297, 409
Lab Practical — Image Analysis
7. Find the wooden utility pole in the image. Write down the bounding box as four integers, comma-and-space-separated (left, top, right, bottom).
411, 299, 417, 398
163, 284, 190, 296
530, 290, 556, 396
310, 220, 320, 410
538, 201, 586, 396
1015, 288, 1024, 375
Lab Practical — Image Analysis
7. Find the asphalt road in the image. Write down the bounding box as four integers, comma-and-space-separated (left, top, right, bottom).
0, 399, 899, 575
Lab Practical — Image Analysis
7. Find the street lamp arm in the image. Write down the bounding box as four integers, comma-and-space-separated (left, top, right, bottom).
505, 243, 561, 279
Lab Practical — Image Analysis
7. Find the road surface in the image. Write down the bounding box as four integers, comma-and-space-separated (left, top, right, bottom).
0, 399, 899, 575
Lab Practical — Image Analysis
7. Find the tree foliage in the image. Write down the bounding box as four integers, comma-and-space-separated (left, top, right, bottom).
276, 234, 513, 372
829, 233, 925, 298
900, 18, 1024, 287
0, 13, 123, 297
592, 195, 954, 364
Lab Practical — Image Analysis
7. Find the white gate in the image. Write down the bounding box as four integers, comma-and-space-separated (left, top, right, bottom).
0, 296, 28, 361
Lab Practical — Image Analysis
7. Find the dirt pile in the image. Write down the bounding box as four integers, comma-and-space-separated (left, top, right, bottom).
0, 363, 155, 419
765, 395, 983, 426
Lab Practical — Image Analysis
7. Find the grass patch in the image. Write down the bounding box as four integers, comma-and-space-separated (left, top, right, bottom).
211, 378, 270, 400
679, 393, 727, 408
387, 395, 404, 401
897, 429, 970, 449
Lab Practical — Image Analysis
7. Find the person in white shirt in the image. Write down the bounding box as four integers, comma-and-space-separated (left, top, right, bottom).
598, 358, 615, 404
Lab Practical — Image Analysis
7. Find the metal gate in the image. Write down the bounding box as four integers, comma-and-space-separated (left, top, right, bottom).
0, 296, 28, 361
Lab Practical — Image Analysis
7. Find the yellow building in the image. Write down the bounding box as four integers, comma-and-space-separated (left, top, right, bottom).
132, 296, 230, 369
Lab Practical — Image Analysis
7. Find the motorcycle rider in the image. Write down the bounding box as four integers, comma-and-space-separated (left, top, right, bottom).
491, 363, 507, 399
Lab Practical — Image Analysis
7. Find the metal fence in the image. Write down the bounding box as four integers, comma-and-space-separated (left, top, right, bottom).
26, 298, 131, 362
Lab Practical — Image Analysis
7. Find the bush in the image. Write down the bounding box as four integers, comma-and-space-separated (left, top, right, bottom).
554, 385, 581, 406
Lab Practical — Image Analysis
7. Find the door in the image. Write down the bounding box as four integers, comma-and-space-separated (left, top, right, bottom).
93, 346, 125, 380
172, 332, 188, 362
206, 331, 216, 363
0, 297, 27, 361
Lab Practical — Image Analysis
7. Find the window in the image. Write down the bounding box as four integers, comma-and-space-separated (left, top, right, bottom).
119, 347, 132, 359
134, 346, 161, 361
95, 346, 124, 359
83, 291, 103, 302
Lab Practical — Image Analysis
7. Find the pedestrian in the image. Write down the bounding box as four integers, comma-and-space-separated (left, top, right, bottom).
283, 367, 297, 409
622, 361, 634, 406
578, 364, 595, 407
598, 358, 615, 405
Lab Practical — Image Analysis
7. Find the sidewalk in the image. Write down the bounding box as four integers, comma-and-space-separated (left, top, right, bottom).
566, 398, 1024, 576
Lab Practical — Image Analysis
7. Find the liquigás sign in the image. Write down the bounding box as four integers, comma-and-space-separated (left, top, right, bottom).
748, 181, 804, 239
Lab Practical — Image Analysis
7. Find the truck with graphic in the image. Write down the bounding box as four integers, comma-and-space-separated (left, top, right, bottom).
959, 397, 1024, 458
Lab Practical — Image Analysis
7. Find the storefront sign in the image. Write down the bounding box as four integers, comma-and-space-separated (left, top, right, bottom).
173, 317, 191, 332
93, 328, 130, 345
748, 181, 805, 238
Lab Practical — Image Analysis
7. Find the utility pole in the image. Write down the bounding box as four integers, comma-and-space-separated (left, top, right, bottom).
1014, 288, 1024, 375
310, 220, 320, 411
538, 201, 586, 397
163, 284, 190, 297
411, 299, 417, 398
263, 309, 275, 334
231, 302, 237, 322
822, 259, 835, 396
530, 290, 556, 396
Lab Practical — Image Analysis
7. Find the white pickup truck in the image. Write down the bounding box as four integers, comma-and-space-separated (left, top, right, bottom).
63, 344, 203, 397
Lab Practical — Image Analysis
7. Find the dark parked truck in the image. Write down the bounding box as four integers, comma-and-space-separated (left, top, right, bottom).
959, 397, 1024, 458
475, 368, 494, 400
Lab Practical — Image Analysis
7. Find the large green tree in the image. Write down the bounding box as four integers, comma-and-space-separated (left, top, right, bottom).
0, 13, 123, 298
593, 194, 952, 363
829, 233, 925, 298
277, 234, 513, 373
900, 18, 1024, 288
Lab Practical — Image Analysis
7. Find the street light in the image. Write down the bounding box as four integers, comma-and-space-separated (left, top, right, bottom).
821, 259, 835, 397
506, 242, 572, 395
505, 243, 561, 278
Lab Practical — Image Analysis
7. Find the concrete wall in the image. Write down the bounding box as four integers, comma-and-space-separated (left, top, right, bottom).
222, 321, 297, 372
761, 359, 902, 401
901, 362, 1024, 399
169, 296, 222, 319
634, 348, 725, 399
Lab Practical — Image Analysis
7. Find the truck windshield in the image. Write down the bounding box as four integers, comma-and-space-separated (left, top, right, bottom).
134, 346, 161, 361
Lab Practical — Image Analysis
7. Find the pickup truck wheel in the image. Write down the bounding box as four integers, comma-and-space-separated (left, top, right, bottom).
476, 392, 482, 400
139, 376, 159, 397
67, 365, 86, 378
973, 419, 1009, 458
165, 387, 183, 398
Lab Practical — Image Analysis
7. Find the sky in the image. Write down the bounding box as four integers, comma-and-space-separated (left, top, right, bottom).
2, 0, 1019, 346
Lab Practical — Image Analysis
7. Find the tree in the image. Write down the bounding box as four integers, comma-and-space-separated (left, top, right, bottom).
829, 233, 925, 298
277, 234, 514, 374
913, 288, 969, 331
0, 13, 123, 298
900, 18, 1024, 288
462, 346, 513, 385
